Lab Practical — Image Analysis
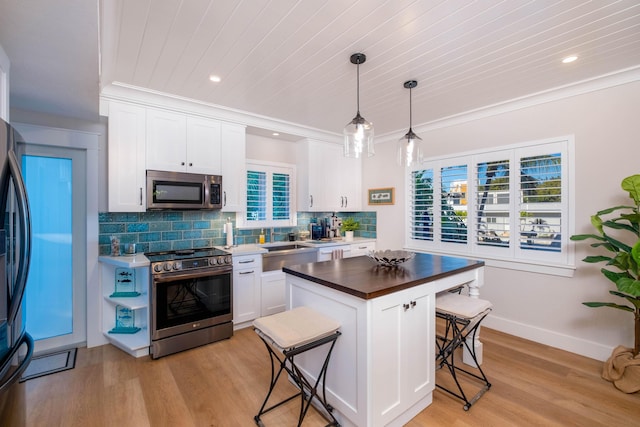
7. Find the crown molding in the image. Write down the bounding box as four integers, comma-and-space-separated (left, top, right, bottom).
375, 66, 640, 144
99, 82, 341, 144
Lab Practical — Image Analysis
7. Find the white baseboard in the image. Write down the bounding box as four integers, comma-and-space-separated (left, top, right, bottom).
482, 315, 613, 362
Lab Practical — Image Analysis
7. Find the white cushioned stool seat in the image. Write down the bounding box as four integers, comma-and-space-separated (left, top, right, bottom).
436, 293, 492, 319
253, 306, 341, 349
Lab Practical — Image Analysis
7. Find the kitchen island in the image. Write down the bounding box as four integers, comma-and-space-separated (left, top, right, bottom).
283, 253, 484, 427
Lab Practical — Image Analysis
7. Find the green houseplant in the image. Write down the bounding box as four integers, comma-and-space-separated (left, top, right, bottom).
341, 217, 360, 242
570, 174, 640, 392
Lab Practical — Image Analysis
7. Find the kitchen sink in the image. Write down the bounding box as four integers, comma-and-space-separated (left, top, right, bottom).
264, 244, 306, 252
262, 244, 317, 271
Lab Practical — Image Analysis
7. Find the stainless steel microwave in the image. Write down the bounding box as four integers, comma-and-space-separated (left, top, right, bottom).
146, 170, 222, 210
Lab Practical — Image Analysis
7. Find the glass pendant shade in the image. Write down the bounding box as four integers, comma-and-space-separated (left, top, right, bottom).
397, 129, 423, 167
344, 53, 375, 158
344, 112, 375, 158
397, 80, 422, 167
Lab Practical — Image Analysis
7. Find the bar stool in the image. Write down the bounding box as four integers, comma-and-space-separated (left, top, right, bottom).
435, 292, 492, 410
253, 306, 341, 426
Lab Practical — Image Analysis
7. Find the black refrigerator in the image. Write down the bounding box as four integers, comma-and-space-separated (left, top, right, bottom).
0, 118, 33, 424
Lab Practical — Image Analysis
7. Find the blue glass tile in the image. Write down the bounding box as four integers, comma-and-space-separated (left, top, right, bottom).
100, 223, 125, 234
127, 222, 149, 232
172, 221, 192, 230
173, 240, 192, 250
162, 231, 182, 241
149, 222, 171, 232
138, 232, 162, 242
193, 220, 211, 229
163, 211, 183, 221
183, 230, 202, 239
193, 239, 211, 248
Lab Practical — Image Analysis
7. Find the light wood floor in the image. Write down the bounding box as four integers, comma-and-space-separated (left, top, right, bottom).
22, 327, 639, 427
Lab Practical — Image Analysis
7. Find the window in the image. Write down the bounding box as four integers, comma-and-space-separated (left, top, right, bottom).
407, 137, 573, 275
243, 160, 296, 228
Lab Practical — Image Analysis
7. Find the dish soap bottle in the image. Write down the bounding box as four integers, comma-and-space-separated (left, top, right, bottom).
259, 229, 265, 244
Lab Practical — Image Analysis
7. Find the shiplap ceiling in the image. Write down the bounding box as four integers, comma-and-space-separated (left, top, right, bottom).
2, 1, 640, 140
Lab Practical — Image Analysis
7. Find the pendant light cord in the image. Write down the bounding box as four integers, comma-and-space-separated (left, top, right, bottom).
356, 60, 361, 115
409, 84, 413, 131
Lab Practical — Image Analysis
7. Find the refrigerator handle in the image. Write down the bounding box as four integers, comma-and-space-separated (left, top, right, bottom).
0, 332, 34, 393
7, 151, 31, 324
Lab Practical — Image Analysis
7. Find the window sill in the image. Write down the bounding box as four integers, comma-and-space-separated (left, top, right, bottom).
405, 246, 576, 277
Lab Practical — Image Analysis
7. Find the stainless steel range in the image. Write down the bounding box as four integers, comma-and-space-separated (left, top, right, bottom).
146, 248, 233, 359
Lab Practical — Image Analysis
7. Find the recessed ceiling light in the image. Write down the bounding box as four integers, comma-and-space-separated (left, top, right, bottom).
209, 75, 221, 82
562, 55, 578, 64
272, 132, 280, 136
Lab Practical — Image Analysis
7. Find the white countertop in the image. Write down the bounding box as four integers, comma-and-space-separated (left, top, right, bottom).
98, 253, 150, 268
217, 237, 376, 256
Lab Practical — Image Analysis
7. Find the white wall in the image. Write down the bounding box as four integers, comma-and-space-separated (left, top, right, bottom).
364, 79, 640, 361
246, 133, 297, 163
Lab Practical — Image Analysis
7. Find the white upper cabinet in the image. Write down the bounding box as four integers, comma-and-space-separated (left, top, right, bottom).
107, 101, 147, 212
186, 116, 222, 174
146, 108, 222, 175
297, 139, 362, 211
220, 123, 246, 212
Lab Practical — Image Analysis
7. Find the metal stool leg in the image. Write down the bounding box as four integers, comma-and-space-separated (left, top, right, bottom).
254, 330, 341, 426
435, 310, 491, 410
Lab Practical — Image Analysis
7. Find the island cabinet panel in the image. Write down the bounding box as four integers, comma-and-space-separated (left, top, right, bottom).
371, 285, 434, 426
287, 276, 368, 427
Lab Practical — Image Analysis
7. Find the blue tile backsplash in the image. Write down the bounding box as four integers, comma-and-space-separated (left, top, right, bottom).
99, 210, 376, 255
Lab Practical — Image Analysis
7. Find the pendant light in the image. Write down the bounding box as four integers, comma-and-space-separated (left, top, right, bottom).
344, 53, 374, 158
397, 80, 423, 167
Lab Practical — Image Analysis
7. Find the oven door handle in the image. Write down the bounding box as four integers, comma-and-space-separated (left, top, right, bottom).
152, 268, 231, 283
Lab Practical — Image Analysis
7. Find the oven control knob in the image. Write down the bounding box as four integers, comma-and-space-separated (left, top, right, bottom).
163, 262, 172, 272
216, 257, 224, 265
225, 255, 232, 264
153, 264, 162, 273
173, 262, 181, 270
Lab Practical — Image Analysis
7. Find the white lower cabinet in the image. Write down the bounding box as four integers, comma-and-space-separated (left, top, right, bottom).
260, 270, 286, 316
316, 241, 376, 261
233, 254, 262, 325
317, 244, 351, 261
350, 241, 376, 257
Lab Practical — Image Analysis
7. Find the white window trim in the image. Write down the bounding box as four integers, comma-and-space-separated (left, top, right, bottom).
237, 159, 297, 229
405, 135, 576, 277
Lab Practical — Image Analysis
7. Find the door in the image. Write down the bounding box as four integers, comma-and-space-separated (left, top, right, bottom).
20, 145, 86, 353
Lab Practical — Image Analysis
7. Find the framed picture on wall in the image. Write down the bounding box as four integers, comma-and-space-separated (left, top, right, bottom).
368, 187, 395, 205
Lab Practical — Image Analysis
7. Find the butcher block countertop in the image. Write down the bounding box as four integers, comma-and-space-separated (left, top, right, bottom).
283, 252, 484, 300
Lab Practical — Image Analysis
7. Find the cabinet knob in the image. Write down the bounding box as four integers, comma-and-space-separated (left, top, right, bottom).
181, 162, 185, 166
189, 162, 193, 166
411, 300, 417, 308
403, 303, 410, 311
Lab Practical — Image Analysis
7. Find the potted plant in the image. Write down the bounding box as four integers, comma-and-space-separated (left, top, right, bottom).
570, 174, 640, 393
341, 217, 360, 242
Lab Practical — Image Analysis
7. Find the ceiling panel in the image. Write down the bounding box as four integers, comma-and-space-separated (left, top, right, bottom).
1, 0, 639, 140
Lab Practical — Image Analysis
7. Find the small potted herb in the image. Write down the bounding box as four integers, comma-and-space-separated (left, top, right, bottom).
341, 217, 360, 242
